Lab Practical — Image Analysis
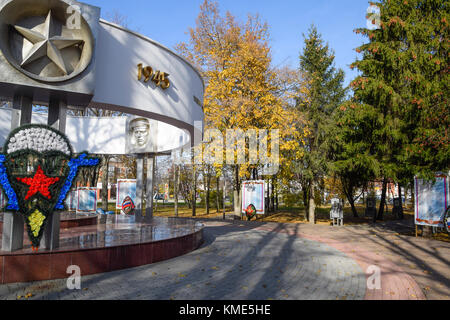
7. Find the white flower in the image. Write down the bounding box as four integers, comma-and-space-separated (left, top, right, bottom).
6, 127, 71, 156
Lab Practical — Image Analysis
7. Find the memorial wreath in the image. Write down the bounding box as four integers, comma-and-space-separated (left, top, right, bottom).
0, 124, 100, 251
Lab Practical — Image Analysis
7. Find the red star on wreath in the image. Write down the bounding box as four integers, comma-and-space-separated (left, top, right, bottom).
17, 165, 60, 200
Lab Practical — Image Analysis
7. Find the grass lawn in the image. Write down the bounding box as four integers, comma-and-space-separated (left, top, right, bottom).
97, 201, 449, 242
154, 204, 234, 219
99, 202, 419, 225
258, 204, 415, 225
98, 201, 234, 219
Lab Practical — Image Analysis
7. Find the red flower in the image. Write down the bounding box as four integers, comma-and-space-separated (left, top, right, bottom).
17, 166, 59, 200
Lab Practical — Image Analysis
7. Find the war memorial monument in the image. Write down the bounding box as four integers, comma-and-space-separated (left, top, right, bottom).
0, 0, 205, 284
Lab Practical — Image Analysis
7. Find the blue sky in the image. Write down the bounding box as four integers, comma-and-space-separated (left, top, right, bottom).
85, 0, 371, 86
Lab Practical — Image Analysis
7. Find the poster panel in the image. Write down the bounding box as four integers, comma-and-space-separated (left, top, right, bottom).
0, 187, 4, 211
65, 190, 78, 211
77, 188, 98, 214
164, 183, 169, 201
415, 174, 449, 227
116, 179, 137, 210
241, 180, 265, 215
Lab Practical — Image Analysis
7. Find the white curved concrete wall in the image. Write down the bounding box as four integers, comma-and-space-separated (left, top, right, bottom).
65, 117, 190, 154
0, 109, 190, 154
90, 20, 204, 137
0, 18, 203, 154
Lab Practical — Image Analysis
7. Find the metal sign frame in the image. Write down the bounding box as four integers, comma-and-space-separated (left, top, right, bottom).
241, 180, 265, 215
116, 179, 137, 210
76, 187, 98, 214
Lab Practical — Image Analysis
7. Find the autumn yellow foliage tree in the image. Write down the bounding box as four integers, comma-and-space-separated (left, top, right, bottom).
177, 0, 308, 213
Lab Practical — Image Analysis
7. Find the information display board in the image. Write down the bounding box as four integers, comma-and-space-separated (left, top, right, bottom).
415, 174, 449, 227
77, 188, 98, 214
330, 198, 343, 219
241, 181, 265, 215
65, 190, 78, 211
0, 188, 4, 211
365, 198, 377, 217
116, 179, 137, 210
164, 183, 169, 201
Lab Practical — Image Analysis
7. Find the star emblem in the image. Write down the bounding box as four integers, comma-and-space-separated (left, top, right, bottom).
13, 10, 84, 75
16, 165, 60, 201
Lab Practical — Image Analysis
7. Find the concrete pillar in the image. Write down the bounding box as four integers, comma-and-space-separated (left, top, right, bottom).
10, 95, 33, 127
145, 156, 155, 221
18, 96, 33, 125
10, 96, 21, 129
1, 95, 32, 251
40, 213, 60, 250
47, 99, 67, 132
1, 211, 25, 252
135, 154, 145, 222
234, 190, 241, 215
40, 99, 67, 250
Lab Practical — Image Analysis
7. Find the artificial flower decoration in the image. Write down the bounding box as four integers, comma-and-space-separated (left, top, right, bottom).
0, 124, 100, 251
244, 204, 257, 221
16, 166, 60, 200
121, 196, 135, 215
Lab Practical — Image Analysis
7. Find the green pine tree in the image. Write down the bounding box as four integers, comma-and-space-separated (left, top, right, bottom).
350, 0, 449, 221
330, 101, 379, 218
296, 25, 347, 224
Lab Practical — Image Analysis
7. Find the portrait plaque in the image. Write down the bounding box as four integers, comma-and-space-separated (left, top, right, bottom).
125, 117, 154, 154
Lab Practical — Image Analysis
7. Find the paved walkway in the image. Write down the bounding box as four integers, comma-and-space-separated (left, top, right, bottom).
252, 219, 449, 300
0, 219, 448, 300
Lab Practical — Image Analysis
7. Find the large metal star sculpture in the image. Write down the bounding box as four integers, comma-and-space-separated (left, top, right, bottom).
13, 10, 84, 75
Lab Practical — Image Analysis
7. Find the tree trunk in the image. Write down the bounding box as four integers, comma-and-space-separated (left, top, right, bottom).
302, 180, 310, 208
268, 179, 273, 213
192, 165, 197, 217
342, 178, 358, 218
203, 172, 208, 214
233, 166, 241, 216
375, 178, 388, 221
398, 184, 404, 220
216, 176, 220, 213
233, 190, 241, 216
309, 183, 316, 224
252, 168, 257, 180
101, 156, 109, 211
302, 180, 310, 221
206, 169, 211, 215
223, 177, 227, 220
174, 164, 179, 217
271, 177, 276, 213
349, 198, 358, 218
91, 163, 100, 188
275, 187, 279, 211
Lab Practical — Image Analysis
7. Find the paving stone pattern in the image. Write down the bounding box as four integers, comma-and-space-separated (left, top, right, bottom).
0, 225, 366, 300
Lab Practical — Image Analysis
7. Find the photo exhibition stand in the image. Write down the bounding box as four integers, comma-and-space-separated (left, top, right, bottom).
2, 95, 66, 251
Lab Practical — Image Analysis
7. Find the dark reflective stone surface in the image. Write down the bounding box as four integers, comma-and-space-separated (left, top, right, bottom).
0, 212, 96, 223
0, 215, 204, 255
